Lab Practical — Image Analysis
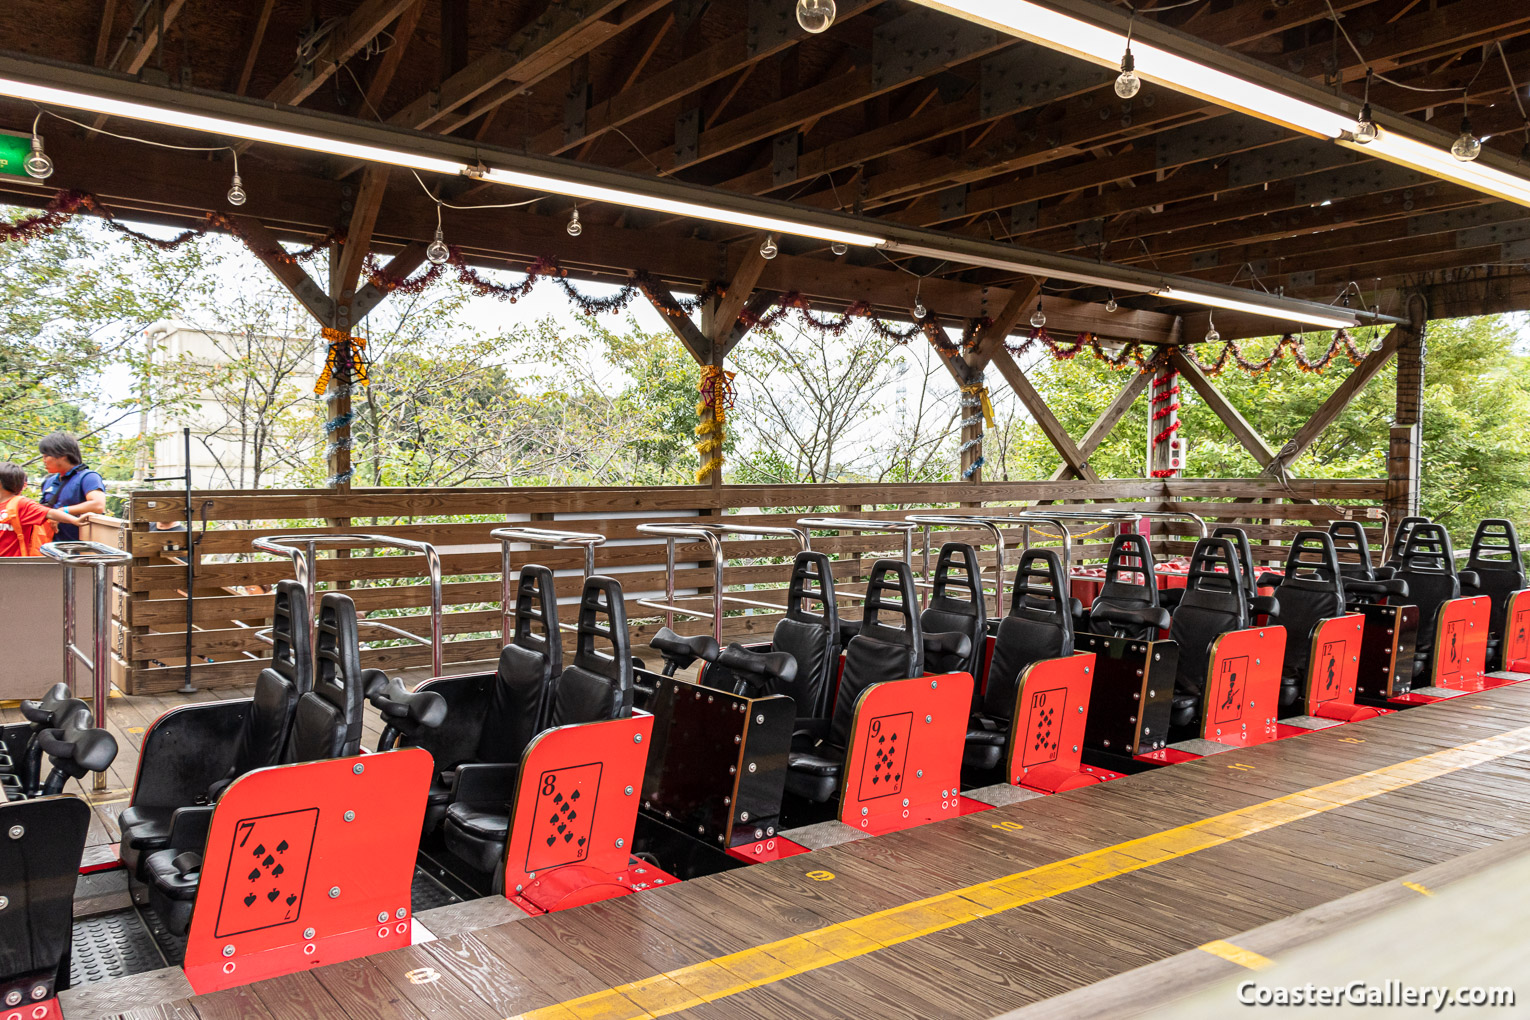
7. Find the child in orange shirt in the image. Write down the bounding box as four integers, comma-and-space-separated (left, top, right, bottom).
0, 462, 80, 556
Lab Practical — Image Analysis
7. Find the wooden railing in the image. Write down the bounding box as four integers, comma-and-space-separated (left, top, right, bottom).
116, 478, 1388, 694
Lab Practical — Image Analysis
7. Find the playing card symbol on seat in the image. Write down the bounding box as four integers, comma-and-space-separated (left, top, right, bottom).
276, 840, 288, 854
247, 868, 261, 883
252, 843, 265, 858
262, 854, 275, 868
272, 863, 284, 878
243, 893, 256, 907
285, 893, 297, 906
266, 888, 280, 902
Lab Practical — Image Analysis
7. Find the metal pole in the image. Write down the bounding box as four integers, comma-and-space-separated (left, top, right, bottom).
664, 537, 676, 631
708, 532, 725, 644
92, 561, 111, 790
501, 538, 513, 646
179, 426, 196, 693
425, 543, 443, 677
62, 566, 76, 691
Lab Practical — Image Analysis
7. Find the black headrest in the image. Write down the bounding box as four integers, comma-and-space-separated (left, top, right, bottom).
1097, 534, 1157, 605
1211, 527, 1256, 597
270, 579, 314, 693
313, 593, 366, 752
1398, 522, 1456, 576
1328, 520, 1376, 579
1278, 531, 1343, 594
858, 559, 923, 661
930, 542, 986, 617
572, 575, 633, 692
1185, 537, 1246, 596
1466, 519, 1524, 577
785, 551, 839, 631
512, 564, 564, 675
1387, 516, 1431, 567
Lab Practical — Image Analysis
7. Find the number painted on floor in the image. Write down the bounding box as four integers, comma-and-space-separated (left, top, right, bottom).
990, 820, 1025, 832
405, 967, 441, 985
1339, 736, 1366, 743
806, 870, 835, 882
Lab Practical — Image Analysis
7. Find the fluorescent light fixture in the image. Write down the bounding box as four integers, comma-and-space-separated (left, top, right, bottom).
883, 238, 1155, 293
0, 75, 467, 176
0, 74, 884, 249
909, 0, 1530, 210
478, 168, 885, 248
1159, 287, 1357, 330
909, 0, 1351, 140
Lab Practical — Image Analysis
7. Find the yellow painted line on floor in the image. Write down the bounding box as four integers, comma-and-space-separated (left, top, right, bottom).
508, 722, 1530, 1020
1198, 939, 1273, 970
1402, 881, 1435, 897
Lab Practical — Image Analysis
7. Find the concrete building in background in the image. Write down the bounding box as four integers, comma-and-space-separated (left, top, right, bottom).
141, 320, 323, 490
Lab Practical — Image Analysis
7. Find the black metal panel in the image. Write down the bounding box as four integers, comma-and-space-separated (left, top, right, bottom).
1078, 633, 1177, 756
1356, 603, 1420, 704
131, 700, 249, 810
641, 676, 795, 849
0, 795, 90, 999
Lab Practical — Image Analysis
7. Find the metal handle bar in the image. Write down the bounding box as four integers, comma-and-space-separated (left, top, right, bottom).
41, 541, 132, 790
251, 534, 444, 677
795, 517, 918, 606
905, 514, 1010, 615
635, 522, 809, 641
490, 527, 607, 641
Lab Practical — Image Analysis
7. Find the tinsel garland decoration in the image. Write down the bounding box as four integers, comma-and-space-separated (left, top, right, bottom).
961, 456, 986, 480
1186, 330, 1365, 376
693, 365, 731, 483
1148, 363, 1182, 479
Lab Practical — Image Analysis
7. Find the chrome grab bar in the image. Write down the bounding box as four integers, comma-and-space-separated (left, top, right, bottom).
490, 527, 607, 640
635, 522, 809, 641
250, 534, 444, 678
41, 540, 133, 790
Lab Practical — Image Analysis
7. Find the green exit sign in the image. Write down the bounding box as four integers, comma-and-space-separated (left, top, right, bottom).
0, 133, 32, 177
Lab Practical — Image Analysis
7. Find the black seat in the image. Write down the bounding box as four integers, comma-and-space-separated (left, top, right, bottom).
1393, 523, 1464, 679
712, 642, 798, 698
1088, 534, 1170, 641
1327, 520, 1408, 605
920, 542, 988, 680
1462, 519, 1525, 670
966, 549, 1075, 771
443, 575, 633, 878
14, 683, 82, 797
1259, 532, 1346, 711
1382, 516, 1431, 577
700, 552, 841, 719
142, 593, 365, 934
119, 581, 307, 875
785, 559, 927, 804
19, 681, 73, 727
1168, 538, 1250, 732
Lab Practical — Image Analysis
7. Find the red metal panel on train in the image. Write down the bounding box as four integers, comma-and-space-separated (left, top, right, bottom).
1201, 626, 1285, 747
838, 672, 972, 836
182, 747, 433, 994
1306, 614, 1377, 722
1431, 596, 1491, 691
1007, 652, 1100, 794
1503, 590, 1530, 673
501, 713, 653, 903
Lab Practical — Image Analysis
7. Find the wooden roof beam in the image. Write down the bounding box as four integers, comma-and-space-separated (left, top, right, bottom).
264, 0, 417, 107
1171, 349, 1277, 468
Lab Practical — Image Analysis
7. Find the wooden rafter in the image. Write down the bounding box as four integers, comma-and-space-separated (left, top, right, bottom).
226, 216, 333, 326
1047, 367, 1155, 482
233, 0, 276, 97
264, 0, 416, 107
109, 0, 186, 75
1171, 349, 1278, 468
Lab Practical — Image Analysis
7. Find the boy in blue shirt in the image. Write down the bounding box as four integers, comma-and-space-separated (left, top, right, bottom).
38, 433, 106, 542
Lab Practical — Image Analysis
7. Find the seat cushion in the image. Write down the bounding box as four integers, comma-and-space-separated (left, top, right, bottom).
774, 617, 835, 718
119, 805, 176, 849
787, 751, 843, 777
442, 804, 511, 875
143, 849, 201, 902
965, 721, 1008, 748
783, 766, 840, 804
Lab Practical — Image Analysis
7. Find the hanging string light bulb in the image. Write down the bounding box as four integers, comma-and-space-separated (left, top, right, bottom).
1452, 114, 1481, 162
425, 203, 450, 265
1204, 311, 1220, 344
912, 277, 926, 319
24, 113, 53, 179
760, 233, 779, 260
1115, 15, 1141, 99
566, 206, 582, 237
1029, 298, 1046, 328
226, 153, 246, 206
1105, 292, 1119, 313
830, 240, 848, 255
796, 0, 836, 34
1353, 69, 1378, 144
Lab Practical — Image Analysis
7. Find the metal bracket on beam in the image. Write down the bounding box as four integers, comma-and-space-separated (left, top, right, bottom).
1287, 270, 1315, 290
672, 0, 710, 35
563, 75, 589, 147
1190, 251, 1219, 271
772, 131, 799, 188
1455, 216, 1530, 250
1154, 119, 1285, 171
675, 107, 700, 166
1009, 201, 1039, 235
938, 185, 967, 221
1406, 202, 1510, 237
1224, 140, 1334, 190
1291, 162, 1422, 206
979, 43, 1110, 120
1073, 219, 1103, 249
873, 8, 997, 90
746, 0, 795, 58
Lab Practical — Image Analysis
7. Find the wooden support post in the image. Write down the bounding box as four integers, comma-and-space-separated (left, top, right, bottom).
1171, 348, 1277, 469
1388, 295, 1428, 520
